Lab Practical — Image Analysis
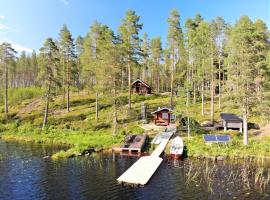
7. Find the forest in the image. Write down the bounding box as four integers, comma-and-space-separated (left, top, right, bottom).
0, 9, 270, 148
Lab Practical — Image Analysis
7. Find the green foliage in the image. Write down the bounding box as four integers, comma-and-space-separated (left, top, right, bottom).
0, 87, 43, 106
184, 134, 270, 159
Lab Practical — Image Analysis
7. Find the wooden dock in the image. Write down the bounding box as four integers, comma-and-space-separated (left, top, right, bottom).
117, 130, 174, 186
120, 134, 148, 153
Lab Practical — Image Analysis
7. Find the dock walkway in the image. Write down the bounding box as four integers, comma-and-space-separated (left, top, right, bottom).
117, 129, 175, 185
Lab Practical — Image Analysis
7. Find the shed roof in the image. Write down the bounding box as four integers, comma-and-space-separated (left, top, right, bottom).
151, 107, 173, 114
131, 79, 151, 88
220, 113, 242, 121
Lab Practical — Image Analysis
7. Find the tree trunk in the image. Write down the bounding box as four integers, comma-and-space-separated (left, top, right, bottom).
170, 62, 174, 108
201, 83, 204, 116
210, 55, 215, 126
62, 61, 66, 109
66, 61, 70, 112
4, 61, 8, 114
210, 78, 214, 125
157, 70, 160, 93
193, 84, 196, 104
243, 112, 248, 145
128, 61, 131, 110
187, 90, 190, 138
112, 111, 117, 136
218, 58, 221, 109
42, 92, 50, 129
95, 92, 98, 122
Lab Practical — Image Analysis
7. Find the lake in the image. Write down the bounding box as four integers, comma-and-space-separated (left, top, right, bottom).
0, 140, 269, 200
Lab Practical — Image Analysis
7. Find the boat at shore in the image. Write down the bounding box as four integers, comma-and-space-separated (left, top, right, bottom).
170, 136, 184, 159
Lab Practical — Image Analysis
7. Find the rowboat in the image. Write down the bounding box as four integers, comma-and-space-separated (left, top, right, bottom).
170, 136, 184, 159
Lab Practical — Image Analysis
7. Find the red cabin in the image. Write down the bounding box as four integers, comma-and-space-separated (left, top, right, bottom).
151, 107, 173, 126
131, 79, 151, 95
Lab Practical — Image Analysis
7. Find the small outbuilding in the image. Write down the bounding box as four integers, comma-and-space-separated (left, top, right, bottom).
151, 107, 173, 126
131, 79, 151, 95
220, 113, 243, 132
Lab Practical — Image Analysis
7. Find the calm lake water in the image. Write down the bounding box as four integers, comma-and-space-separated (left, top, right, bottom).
0, 140, 270, 200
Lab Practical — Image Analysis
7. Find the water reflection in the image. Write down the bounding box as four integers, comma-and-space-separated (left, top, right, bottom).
0, 141, 270, 200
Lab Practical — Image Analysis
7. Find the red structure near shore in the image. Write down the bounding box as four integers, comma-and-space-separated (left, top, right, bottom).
151, 107, 173, 126
131, 79, 151, 94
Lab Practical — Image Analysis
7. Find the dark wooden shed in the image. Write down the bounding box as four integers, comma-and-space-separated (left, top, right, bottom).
220, 113, 243, 132
151, 107, 173, 126
131, 79, 151, 94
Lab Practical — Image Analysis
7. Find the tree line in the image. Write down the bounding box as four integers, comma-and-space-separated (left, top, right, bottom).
0, 9, 269, 144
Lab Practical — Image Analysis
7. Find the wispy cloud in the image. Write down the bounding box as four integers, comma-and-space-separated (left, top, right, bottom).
60, 0, 70, 5
0, 39, 33, 53
0, 23, 20, 32
12, 43, 33, 53
0, 15, 20, 32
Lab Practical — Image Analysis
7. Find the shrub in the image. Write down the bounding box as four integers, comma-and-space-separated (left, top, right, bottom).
0, 87, 43, 106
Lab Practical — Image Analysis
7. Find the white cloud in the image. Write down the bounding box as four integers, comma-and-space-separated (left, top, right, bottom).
11, 43, 33, 53
0, 15, 5, 19
60, 0, 69, 5
0, 39, 33, 53
0, 23, 20, 32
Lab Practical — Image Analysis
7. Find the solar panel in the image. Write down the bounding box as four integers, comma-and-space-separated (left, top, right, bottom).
220, 113, 242, 121
216, 135, 230, 142
204, 135, 217, 142
203, 134, 231, 143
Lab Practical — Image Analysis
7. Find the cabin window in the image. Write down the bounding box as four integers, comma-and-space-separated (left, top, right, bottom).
162, 113, 168, 119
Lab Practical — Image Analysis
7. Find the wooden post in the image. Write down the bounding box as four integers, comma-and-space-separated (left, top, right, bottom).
141, 102, 146, 123
128, 61, 131, 110
243, 114, 248, 145
112, 111, 117, 136
95, 92, 98, 122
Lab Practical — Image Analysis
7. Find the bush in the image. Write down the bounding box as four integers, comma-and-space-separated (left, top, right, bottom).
93, 123, 111, 131
0, 87, 43, 106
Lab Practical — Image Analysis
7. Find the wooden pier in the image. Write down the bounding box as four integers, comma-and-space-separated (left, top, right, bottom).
117, 130, 174, 186
120, 134, 148, 153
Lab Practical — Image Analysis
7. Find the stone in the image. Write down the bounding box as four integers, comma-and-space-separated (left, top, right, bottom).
216, 156, 225, 161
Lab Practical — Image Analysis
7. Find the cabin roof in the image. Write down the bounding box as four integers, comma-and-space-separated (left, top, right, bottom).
131, 79, 151, 88
151, 107, 173, 114
220, 113, 242, 121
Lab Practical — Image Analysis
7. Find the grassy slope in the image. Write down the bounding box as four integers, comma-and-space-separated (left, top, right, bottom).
0, 87, 270, 159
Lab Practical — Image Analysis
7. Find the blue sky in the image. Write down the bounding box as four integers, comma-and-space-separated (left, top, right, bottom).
0, 0, 269, 53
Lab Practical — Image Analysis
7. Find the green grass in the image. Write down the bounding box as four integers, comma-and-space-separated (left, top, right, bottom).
185, 135, 269, 158
0, 86, 43, 107
1, 124, 125, 158
1, 88, 270, 159
163, 131, 270, 160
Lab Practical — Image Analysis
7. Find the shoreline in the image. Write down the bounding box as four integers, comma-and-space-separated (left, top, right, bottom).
2, 131, 270, 162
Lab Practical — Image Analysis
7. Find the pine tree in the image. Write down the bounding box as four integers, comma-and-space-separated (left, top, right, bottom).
39, 38, 61, 128
95, 26, 122, 135
30, 50, 38, 85
140, 33, 149, 83
0, 42, 17, 114
167, 9, 184, 108
225, 16, 258, 145
212, 17, 227, 109
150, 37, 162, 93
118, 10, 143, 110
75, 35, 84, 90
58, 24, 76, 112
